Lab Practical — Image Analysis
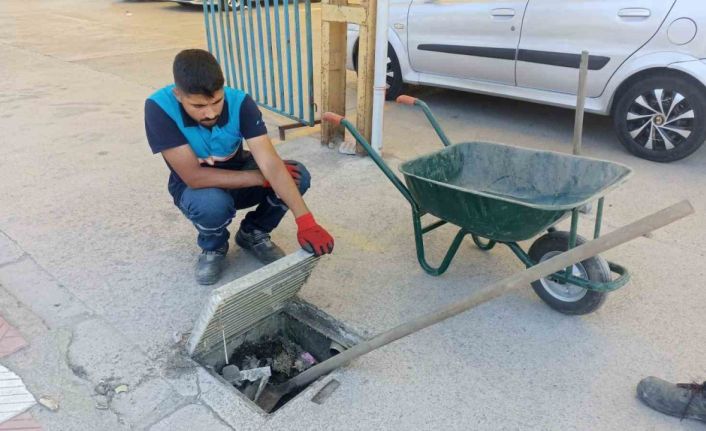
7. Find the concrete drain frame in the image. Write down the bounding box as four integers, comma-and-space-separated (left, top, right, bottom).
187, 251, 361, 414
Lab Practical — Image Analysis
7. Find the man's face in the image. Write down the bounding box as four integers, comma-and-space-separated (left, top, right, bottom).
174, 87, 225, 127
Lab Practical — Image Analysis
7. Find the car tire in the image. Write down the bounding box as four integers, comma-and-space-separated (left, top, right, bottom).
354, 43, 404, 101
613, 73, 706, 162
385, 46, 404, 101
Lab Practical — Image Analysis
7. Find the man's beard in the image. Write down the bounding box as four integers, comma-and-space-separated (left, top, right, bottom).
199, 116, 219, 126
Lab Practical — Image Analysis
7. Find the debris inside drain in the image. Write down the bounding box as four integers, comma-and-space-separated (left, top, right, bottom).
192, 298, 361, 413
221, 334, 319, 406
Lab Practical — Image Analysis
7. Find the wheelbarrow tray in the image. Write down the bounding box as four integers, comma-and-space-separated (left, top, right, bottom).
399, 142, 632, 243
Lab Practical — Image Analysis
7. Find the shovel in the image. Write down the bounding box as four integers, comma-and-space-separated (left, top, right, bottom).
256, 200, 693, 412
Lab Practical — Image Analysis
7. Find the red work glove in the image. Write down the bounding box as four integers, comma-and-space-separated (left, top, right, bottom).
263, 161, 301, 188
296, 213, 334, 256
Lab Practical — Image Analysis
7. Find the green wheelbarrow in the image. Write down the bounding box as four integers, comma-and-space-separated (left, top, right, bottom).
322, 96, 634, 315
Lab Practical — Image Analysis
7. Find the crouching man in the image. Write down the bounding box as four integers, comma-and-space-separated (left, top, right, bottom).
144, 49, 333, 285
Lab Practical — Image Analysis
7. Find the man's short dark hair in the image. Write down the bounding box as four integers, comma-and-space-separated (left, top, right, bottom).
173, 49, 225, 97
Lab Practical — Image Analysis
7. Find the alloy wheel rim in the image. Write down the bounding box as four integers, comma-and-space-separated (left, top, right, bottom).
626, 89, 694, 151
385, 56, 393, 90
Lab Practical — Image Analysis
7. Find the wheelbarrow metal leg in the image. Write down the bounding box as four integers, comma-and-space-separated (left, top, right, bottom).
568, 208, 580, 249
413, 212, 469, 276
421, 219, 448, 234
505, 242, 534, 268
549, 261, 631, 292
565, 208, 580, 276
472, 234, 496, 251
594, 197, 605, 239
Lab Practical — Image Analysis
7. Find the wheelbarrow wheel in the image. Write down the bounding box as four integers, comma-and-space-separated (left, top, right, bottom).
528, 231, 610, 315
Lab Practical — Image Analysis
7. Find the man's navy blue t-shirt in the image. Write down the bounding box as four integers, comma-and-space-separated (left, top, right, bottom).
144, 94, 267, 202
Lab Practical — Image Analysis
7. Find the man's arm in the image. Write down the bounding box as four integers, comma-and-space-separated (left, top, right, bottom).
246, 134, 309, 218
247, 133, 333, 255
161, 144, 265, 189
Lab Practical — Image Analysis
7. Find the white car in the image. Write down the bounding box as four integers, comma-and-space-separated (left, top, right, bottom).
347, 0, 706, 162
167, 0, 239, 9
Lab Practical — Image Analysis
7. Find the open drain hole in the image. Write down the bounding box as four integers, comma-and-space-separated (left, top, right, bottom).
224, 324, 329, 411
196, 299, 360, 413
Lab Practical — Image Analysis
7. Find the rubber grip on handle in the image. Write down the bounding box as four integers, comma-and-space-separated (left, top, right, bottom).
396, 95, 418, 105
322, 112, 344, 125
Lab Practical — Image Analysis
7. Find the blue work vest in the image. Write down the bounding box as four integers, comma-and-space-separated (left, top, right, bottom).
148, 84, 246, 161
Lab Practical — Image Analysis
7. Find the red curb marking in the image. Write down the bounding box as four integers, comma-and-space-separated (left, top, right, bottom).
0, 317, 28, 358
0, 413, 42, 430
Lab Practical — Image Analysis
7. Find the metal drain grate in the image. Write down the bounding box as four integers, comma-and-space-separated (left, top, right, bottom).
188, 250, 320, 357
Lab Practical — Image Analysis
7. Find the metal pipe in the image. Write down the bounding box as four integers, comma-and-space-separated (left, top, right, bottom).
566, 208, 580, 276
202, 0, 213, 52
304, 0, 315, 124
239, 0, 253, 93
255, 0, 269, 103
230, 1, 245, 89
421, 219, 448, 234
283, 0, 295, 115
209, 0, 222, 64
273, 0, 285, 108
263, 0, 276, 100
246, 0, 260, 99
370, 0, 390, 153
217, 0, 232, 86
293, 0, 304, 119
594, 197, 605, 239
223, 2, 240, 88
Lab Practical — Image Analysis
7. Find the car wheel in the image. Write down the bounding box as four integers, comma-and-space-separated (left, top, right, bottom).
354, 43, 404, 101
385, 46, 404, 101
230, 0, 253, 10
613, 74, 706, 162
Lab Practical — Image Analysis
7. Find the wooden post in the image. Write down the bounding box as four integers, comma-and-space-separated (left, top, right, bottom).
354, 0, 376, 153
572, 50, 590, 156
320, 0, 348, 147
320, 0, 373, 151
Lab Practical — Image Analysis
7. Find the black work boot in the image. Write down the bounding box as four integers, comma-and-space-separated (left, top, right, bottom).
637, 376, 706, 423
195, 242, 229, 285
235, 226, 285, 264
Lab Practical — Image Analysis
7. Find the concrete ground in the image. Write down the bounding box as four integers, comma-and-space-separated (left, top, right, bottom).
1, 0, 705, 430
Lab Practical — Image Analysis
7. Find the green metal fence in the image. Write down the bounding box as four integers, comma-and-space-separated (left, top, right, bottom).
202, 0, 315, 127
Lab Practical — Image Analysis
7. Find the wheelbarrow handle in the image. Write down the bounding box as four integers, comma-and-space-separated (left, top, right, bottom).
322, 112, 420, 212
321, 112, 344, 126
395, 95, 418, 106
395, 95, 452, 148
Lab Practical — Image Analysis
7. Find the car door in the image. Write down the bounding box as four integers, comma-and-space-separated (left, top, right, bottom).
516, 0, 676, 97
407, 0, 529, 85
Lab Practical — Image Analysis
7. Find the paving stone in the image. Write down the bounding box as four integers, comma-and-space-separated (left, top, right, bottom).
111, 378, 184, 429
0, 233, 23, 266
66, 319, 153, 389
0, 316, 28, 358
196, 368, 264, 431
149, 404, 231, 431
0, 259, 90, 328
0, 412, 42, 430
